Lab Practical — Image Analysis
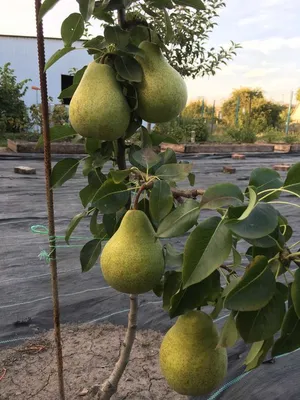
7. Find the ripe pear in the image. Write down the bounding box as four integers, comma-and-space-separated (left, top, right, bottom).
69, 62, 130, 141
160, 310, 227, 396
135, 41, 188, 123
100, 210, 164, 294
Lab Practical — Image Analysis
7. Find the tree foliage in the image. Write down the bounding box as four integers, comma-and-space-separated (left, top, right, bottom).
0, 63, 30, 133
221, 87, 286, 132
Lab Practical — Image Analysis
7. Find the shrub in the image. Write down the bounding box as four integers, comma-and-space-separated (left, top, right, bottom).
0, 63, 30, 133
225, 126, 256, 143
153, 117, 209, 143
260, 128, 284, 143
51, 104, 69, 126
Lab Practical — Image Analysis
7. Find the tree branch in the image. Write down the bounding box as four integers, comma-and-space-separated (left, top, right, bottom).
99, 295, 138, 399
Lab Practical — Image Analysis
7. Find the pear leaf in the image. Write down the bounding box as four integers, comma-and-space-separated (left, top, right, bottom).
291, 268, 300, 318
164, 244, 183, 267
245, 337, 274, 371
173, 0, 205, 10
156, 163, 192, 182
51, 158, 79, 188
90, 209, 108, 239
58, 83, 78, 99
36, 124, 76, 148
114, 55, 143, 82
272, 306, 300, 357
182, 217, 232, 288
109, 169, 132, 184
199, 183, 244, 210
163, 8, 173, 43
45, 47, 76, 70
77, 0, 95, 21
61, 13, 85, 46
65, 211, 87, 244
284, 162, 300, 195
225, 256, 276, 312
38, 0, 60, 21
80, 239, 102, 272
79, 185, 97, 208
236, 288, 286, 342
93, 180, 130, 214
149, 181, 173, 223
156, 199, 200, 238
249, 168, 283, 201
218, 312, 239, 348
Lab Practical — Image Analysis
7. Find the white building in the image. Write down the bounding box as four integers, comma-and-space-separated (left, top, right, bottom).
0, 34, 91, 107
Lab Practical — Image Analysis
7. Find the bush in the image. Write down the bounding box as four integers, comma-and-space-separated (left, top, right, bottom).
153, 117, 209, 143
260, 128, 284, 143
225, 126, 256, 143
29, 102, 69, 133
0, 63, 30, 133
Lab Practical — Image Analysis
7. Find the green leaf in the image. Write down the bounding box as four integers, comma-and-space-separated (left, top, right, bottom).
224, 256, 276, 311
102, 208, 126, 237
156, 199, 200, 238
80, 239, 102, 272
236, 288, 286, 343
61, 13, 84, 46
93, 180, 130, 214
109, 169, 132, 184
77, 0, 95, 21
73, 66, 87, 83
188, 173, 195, 186
173, 0, 205, 10
249, 168, 283, 201
226, 203, 278, 240
58, 83, 78, 99
93, 7, 114, 23
163, 8, 173, 43
238, 186, 257, 220
182, 217, 232, 288
199, 183, 244, 210
155, 148, 177, 169
82, 157, 94, 176
170, 271, 221, 318
149, 181, 173, 223
218, 312, 239, 348
129, 146, 161, 171
291, 268, 300, 318
45, 47, 76, 70
150, 133, 178, 146
51, 158, 79, 188
162, 271, 182, 311
164, 244, 183, 268
114, 55, 143, 82
65, 211, 86, 244
90, 209, 108, 239
125, 115, 142, 138
79, 185, 97, 207
232, 246, 242, 267
38, 0, 60, 21
245, 338, 274, 371
83, 36, 107, 52
85, 138, 100, 154
284, 162, 300, 195
36, 124, 76, 148
156, 163, 192, 182
88, 169, 106, 188
104, 25, 130, 48
140, 126, 152, 148
272, 306, 300, 357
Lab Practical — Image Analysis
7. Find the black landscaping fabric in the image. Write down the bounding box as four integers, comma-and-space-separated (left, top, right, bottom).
1, 153, 300, 400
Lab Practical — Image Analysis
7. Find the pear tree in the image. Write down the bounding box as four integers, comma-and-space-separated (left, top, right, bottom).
40, 0, 300, 399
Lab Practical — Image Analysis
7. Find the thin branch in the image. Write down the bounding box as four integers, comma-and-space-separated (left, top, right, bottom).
133, 183, 149, 210
99, 295, 138, 399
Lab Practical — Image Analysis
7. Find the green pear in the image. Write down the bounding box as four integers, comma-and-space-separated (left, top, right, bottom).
135, 41, 187, 123
100, 210, 164, 294
69, 62, 130, 141
160, 310, 227, 396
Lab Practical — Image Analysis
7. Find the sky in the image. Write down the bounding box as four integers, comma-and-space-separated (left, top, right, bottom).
0, 0, 299, 105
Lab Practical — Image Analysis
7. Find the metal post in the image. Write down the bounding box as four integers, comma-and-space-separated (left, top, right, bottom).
210, 100, 215, 135
201, 98, 205, 118
34, 1, 65, 399
235, 96, 240, 127
285, 91, 294, 136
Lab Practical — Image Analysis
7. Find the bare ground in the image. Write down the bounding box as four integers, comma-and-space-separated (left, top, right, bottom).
0, 323, 185, 400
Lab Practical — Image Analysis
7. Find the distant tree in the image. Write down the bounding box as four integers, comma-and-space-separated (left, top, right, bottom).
221, 87, 285, 131
296, 88, 300, 103
0, 63, 30, 132
182, 100, 214, 119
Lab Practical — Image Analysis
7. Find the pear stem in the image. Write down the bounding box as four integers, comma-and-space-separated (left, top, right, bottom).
99, 294, 138, 399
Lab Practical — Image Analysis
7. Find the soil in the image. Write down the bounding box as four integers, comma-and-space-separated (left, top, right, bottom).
0, 323, 185, 400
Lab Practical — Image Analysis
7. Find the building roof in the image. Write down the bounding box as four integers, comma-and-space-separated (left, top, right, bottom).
0, 34, 84, 41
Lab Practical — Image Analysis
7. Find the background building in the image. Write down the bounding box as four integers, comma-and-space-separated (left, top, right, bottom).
0, 34, 90, 108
